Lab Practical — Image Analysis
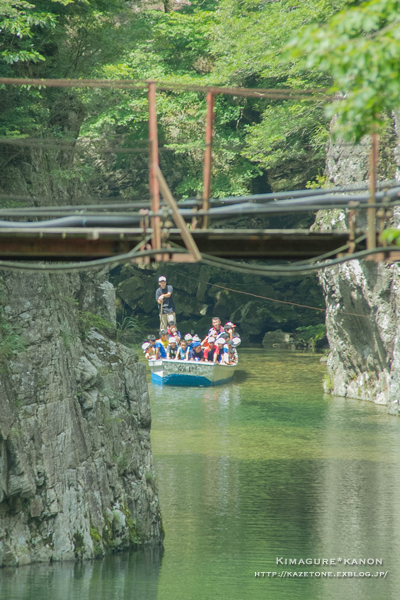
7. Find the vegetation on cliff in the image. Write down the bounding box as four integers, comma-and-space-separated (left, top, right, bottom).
2, 0, 399, 195
290, 0, 400, 140
0, 0, 348, 199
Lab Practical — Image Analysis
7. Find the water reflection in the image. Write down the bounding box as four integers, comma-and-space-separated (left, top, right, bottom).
151, 351, 400, 600
2, 351, 400, 600
312, 396, 400, 600
0, 548, 163, 600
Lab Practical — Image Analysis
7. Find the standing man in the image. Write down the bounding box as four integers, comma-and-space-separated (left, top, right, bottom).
156, 275, 177, 331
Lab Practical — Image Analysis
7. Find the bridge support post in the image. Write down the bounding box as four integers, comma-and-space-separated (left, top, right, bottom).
367, 134, 379, 251
202, 91, 214, 229
148, 81, 161, 253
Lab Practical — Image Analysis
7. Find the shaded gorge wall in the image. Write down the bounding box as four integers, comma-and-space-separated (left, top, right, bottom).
0, 270, 163, 566
317, 112, 400, 414
110, 262, 325, 346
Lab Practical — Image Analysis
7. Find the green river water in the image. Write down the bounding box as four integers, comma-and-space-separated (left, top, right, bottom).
2, 350, 400, 600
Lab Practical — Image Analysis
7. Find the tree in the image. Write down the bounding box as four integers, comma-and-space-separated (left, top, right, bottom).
288, 0, 400, 140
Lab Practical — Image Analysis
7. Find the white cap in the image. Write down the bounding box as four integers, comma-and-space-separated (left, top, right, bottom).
169, 337, 176, 343
142, 342, 150, 350
216, 338, 225, 345
193, 334, 200, 342
184, 333, 193, 340
158, 275, 166, 282
208, 337, 216, 343
232, 336, 241, 347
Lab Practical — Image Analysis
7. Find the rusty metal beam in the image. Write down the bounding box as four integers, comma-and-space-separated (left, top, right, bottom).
202, 92, 214, 229
0, 78, 328, 99
155, 166, 202, 262
367, 134, 379, 251
0, 228, 368, 260
148, 81, 161, 252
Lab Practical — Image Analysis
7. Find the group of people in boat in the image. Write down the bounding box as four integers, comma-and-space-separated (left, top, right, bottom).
140, 275, 240, 366
142, 317, 240, 365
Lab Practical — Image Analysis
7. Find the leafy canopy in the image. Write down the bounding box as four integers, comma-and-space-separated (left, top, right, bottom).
0, 0, 73, 64
288, 0, 400, 140
4, 0, 392, 199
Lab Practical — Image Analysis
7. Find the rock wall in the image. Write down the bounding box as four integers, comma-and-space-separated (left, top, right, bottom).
317, 114, 400, 414
0, 270, 163, 566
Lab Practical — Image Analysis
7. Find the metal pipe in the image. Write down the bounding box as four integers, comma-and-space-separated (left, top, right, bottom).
2, 195, 400, 223
1, 179, 398, 211
202, 92, 214, 229
368, 134, 379, 250
148, 81, 161, 250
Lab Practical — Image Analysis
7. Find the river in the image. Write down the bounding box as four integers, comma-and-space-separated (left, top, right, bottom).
2, 350, 400, 599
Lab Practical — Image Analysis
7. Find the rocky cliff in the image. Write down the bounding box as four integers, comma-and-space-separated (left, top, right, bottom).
0, 270, 163, 566
317, 115, 400, 414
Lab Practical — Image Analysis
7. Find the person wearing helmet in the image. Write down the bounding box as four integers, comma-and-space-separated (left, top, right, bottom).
166, 336, 178, 360
232, 336, 242, 347
141, 342, 155, 360
189, 341, 204, 362
222, 341, 238, 365
184, 333, 193, 351
215, 337, 227, 363
203, 337, 218, 363
223, 322, 236, 340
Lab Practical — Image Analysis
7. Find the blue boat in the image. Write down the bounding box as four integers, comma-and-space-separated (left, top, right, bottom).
149, 359, 236, 387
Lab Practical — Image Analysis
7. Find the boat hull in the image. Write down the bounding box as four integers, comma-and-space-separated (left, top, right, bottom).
149, 359, 236, 387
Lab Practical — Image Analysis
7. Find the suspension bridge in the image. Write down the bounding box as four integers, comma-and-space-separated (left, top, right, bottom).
0, 77, 399, 274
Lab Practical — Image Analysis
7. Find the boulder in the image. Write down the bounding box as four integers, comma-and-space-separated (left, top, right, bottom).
262, 329, 294, 349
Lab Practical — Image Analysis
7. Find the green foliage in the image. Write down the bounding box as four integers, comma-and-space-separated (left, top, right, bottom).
90, 524, 103, 558
102, 513, 114, 551
72, 531, 85, 559
4, 0, 387, 206
306, 173, 330, 189
288, 0, 400, 140
295, 324, 327, 350
323, 373, 333, 393
77, 310, 113, 340
0, 320, 27, 358
120, 503, 142, 546
60, 327, 75, 349
380, 228, 400, 245
113, 450, 129, 476
116, 316, 143, 343
211, 0, 346, 190
0, 0, 131, 139
145, 472, 155, 485
0, 1, 58, 65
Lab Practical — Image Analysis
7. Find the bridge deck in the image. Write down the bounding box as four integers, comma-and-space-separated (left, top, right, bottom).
0, 227, 372, 261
